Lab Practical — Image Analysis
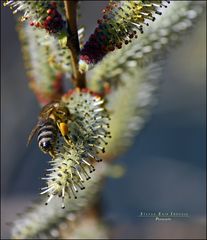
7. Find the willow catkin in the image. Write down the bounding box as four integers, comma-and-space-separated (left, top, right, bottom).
40, 88, 111, 208
4, 1, 67, 35
79, 0, 170, 72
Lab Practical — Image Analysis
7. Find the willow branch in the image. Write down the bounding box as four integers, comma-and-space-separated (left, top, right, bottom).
64, 0, 86, 88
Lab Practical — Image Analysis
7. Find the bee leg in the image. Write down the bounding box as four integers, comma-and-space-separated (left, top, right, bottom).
49, 150, 55, 158
63, 136, 72, 146
57, 122, 71, 145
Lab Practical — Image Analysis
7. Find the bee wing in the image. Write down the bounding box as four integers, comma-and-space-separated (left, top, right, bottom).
39, 108, 52, 119
39, 102, 58, 119
27, 125, 40, 146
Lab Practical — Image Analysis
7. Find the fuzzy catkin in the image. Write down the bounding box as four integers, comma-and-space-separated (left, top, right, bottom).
89, 1, 204, 93
11, 163, 108, 239
103, 63, 162, 159
18, 22, 85, 105
40, 88, 111, 207
18, 22, 64, 105
79, 0, 170, 72
4, 1, 67, 35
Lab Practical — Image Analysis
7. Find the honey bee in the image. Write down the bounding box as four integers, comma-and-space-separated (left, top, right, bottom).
27, 101, 71, 157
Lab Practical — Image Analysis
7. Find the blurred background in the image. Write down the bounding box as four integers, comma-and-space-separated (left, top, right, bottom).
1, 1, 206, 239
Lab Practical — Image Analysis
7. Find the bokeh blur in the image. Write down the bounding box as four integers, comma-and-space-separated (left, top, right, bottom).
1, 1, 206, 239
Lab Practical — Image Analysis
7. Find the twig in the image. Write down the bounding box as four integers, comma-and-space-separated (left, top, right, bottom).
64, 0, 86, 88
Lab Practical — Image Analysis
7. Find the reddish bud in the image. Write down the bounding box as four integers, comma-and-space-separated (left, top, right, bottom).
47, 9, 53, 15
46, 16, 52, 22
35, 22, 40, 27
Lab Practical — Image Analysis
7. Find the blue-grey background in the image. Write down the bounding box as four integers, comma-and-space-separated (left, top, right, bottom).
1, 1, 206, 239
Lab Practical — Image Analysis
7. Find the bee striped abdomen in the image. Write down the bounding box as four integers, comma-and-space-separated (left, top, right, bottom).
37, 121, 57, 153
